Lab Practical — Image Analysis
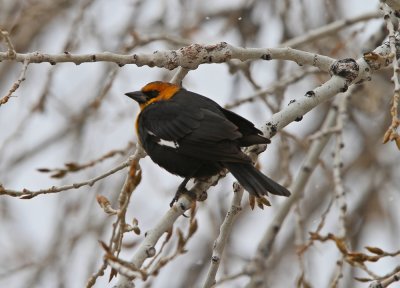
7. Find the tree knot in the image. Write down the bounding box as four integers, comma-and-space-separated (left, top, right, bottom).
330, 58, 359, 83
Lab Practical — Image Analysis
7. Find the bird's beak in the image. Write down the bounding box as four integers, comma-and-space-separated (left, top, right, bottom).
125, 91, 147, 104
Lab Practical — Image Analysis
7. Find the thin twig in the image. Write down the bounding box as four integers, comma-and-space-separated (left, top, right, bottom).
0, 28, 16, 58
37, 141, 134, 178
225, 67, 317, 109
369, 268, 400, 288
282, 11, 381, 48
0, 58, 30, 106
0, 152, 139, 199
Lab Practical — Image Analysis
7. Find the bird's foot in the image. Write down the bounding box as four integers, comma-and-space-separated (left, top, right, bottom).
170, 186, 187, 207
169, 187, 196, 208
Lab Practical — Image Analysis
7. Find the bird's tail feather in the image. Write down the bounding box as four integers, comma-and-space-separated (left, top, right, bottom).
225, 162, 290, 197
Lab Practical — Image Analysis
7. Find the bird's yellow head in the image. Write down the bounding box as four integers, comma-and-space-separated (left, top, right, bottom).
125, 81, 180, 109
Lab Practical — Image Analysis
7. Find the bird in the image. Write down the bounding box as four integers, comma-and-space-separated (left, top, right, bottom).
125, 81, 290, 206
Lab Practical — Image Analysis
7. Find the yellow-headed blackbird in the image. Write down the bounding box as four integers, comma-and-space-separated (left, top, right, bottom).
125, 81, 290, 205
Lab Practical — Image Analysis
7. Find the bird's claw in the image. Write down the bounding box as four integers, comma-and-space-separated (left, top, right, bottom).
169, 187, 189, 207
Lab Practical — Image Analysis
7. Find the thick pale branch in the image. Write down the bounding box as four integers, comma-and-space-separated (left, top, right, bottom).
170, 67, 189, 84
202, 184, 244, 288
329, 91, 351, 287
0, 43, 334, 71
381, 3, 400, 148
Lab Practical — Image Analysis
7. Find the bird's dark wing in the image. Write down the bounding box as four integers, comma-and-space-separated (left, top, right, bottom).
220, 108, 270, 146
173, 90, 270, 146
140, 101, 201, 141
139, 92, 249, 162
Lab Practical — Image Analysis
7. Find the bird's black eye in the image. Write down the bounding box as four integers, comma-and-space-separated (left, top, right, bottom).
143, 90, 159, 99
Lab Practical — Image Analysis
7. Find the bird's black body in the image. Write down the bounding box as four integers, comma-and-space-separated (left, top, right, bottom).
126, 82, 290, 203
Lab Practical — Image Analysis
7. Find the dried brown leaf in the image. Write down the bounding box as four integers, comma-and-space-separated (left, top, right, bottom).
98, 240, 111, 253
258, 196, 271, 207
51, 170, 67, 179
365, 246, 384, 255
158, 258, 168, 268
336, 239, 348, 254
96, 195, 117, 215
308, 232, 319, 240
109, 268, 118, 282
383, 129, 392, 144
177, 229, 185, 250
165, 227, 173, 242
395, 135, 400, 150
97, 195, 111, 207
363, 51, 379, 61
132, 169, 142, 186
129, 161, 138, 176
65, 162, 80, 171
354, 277, 373, 283
347, 252, 368, 263
19, 194, 34, 199
188, 219, 198, 237
249, 194, 255, 210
